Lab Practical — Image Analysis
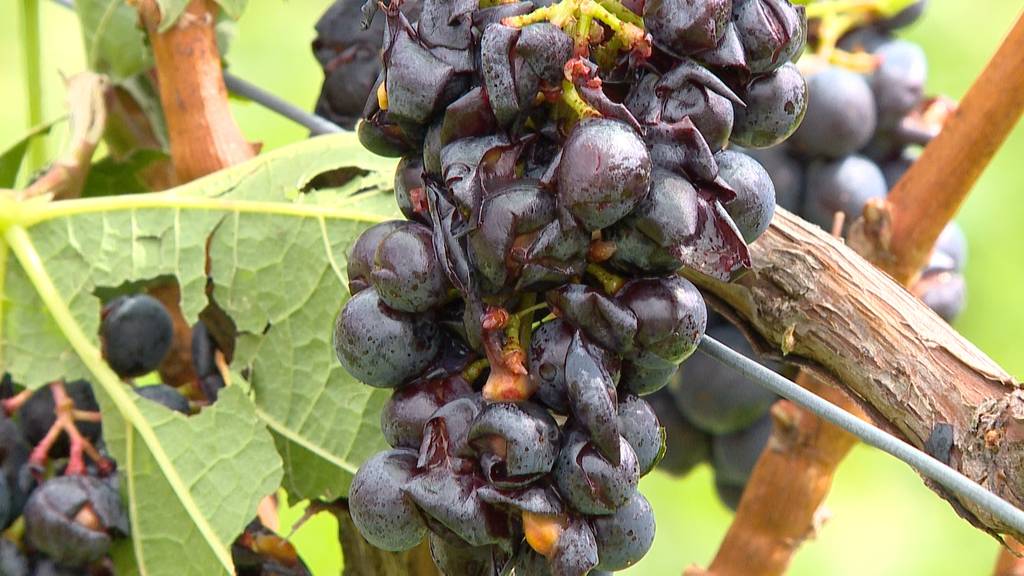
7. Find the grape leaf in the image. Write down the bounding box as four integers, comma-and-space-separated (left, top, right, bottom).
0, 133, 400, 574
0, 117, 65, 188
156, 0, 247, 33
76, 0, 153, 79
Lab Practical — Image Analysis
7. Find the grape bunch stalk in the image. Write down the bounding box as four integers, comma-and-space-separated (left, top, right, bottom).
327, 0, 808, 572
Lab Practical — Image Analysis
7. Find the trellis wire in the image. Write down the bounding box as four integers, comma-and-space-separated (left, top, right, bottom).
699, 335, 1024, 534
49, 0, 1024, 538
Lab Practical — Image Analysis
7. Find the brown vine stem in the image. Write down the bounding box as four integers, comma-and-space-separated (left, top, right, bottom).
692, 14, 1024, 576
994, 538, 1024, 576
850, 13, 1024, 284
136, 0, 254, 182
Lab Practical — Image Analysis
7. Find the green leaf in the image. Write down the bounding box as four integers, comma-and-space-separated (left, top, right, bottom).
155, 0, 189, 33
76, 0, 153, 79
0, 118, 64, 188
0, 132, 400, 574
214, 0, 247, 20
81, 149, 171, 197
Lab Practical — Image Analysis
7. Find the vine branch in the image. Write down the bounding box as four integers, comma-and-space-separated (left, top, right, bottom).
850, 13, 1024, 284
683, 208, 1023, 543
693, 14, 1024, 575
136, 0, 254, 182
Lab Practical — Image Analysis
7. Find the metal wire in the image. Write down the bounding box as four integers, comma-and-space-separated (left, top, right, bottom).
698, 334, 1024, 535
50, 0, 1024, 537
223, 73, 343, 135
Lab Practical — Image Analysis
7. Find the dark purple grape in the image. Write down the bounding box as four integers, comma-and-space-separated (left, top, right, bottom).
789, 67, 877, 158
672, 323, 777, 435
190, 320, 216, 379
372, 222, 451, 313
802, 155, 887, 231
346, 221, 410, 295
730, 62, 807, 149
333, 288, 441, 388
695, 22, 747, 71
418, 396, 484, 467
553, 432, 639, 515
547, 285, 637, 355
715, 149, 776, 242
647, 389, 711, 476
880, 149, 916, 189
732, 0, 807, 74
837, 24, 891, 53
382, 15, 464, 130
395, 156, 429, 223
935, 222, 967, 272
871, 40, 927, 130
619, 355, 678, 396
312, 0, 404, 129
0, 416, 29, 530
644, 0, 732, 55
605, 222, 684, 276
201, 373, 225, 403
403, 464, 512, 548
381, 375, 474, 449
468, 401, 560, 487
549, 515, 600, 576
348, 448, 427, 551
919, 271, 966, 322
592, 492, 656, 571
467, 180, 555, 294
712, 411, 773, 485
0, 539, 27, 576
879, 0, 927, 30
358, 108, 421, 158
19, 381, 101, 459
565, 332, 621, 464
480, 23, 573, 126
557, 119, 652, 231
528, 319, 575, 414
428, 533, 505, 576
135, 384, 190, 415
742, 145, 805, 212
617, 276, 707, 365
625, 59, 743, 151
101, 294, 174, 378
23, 475, 128, 567
715, 478, 745, 510
617, 395, 663, 476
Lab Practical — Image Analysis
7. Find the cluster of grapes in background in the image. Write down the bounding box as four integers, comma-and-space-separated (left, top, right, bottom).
323, 0, 809, 573
0, 294, 309, 575
646, 0, 969, 512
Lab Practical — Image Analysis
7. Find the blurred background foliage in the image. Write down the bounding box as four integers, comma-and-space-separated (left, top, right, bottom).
1, 1, 1022, 574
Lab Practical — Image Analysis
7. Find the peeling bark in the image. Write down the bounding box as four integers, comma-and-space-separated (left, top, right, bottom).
683, 208, 1022, 540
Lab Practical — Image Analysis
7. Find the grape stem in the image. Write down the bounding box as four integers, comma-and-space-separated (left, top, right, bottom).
585, 263, 625, 295
26, 381, 113, 479
502, 0, 650, 58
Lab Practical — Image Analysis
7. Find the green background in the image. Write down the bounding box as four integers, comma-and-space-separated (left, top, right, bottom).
2, 1, 1022, 574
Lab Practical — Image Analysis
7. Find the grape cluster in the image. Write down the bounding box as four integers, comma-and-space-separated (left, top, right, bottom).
0, 294, 305, 574
328, 0, 808, 572
748, 0, 966, 321
649, 0, 967, 513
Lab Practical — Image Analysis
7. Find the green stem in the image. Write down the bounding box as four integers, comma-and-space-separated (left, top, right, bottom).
586, 262, 625, 295
20, 0, 45, 174
461, 358, 491, 384
2, 225, 236, 572
515, 302, 549, 321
